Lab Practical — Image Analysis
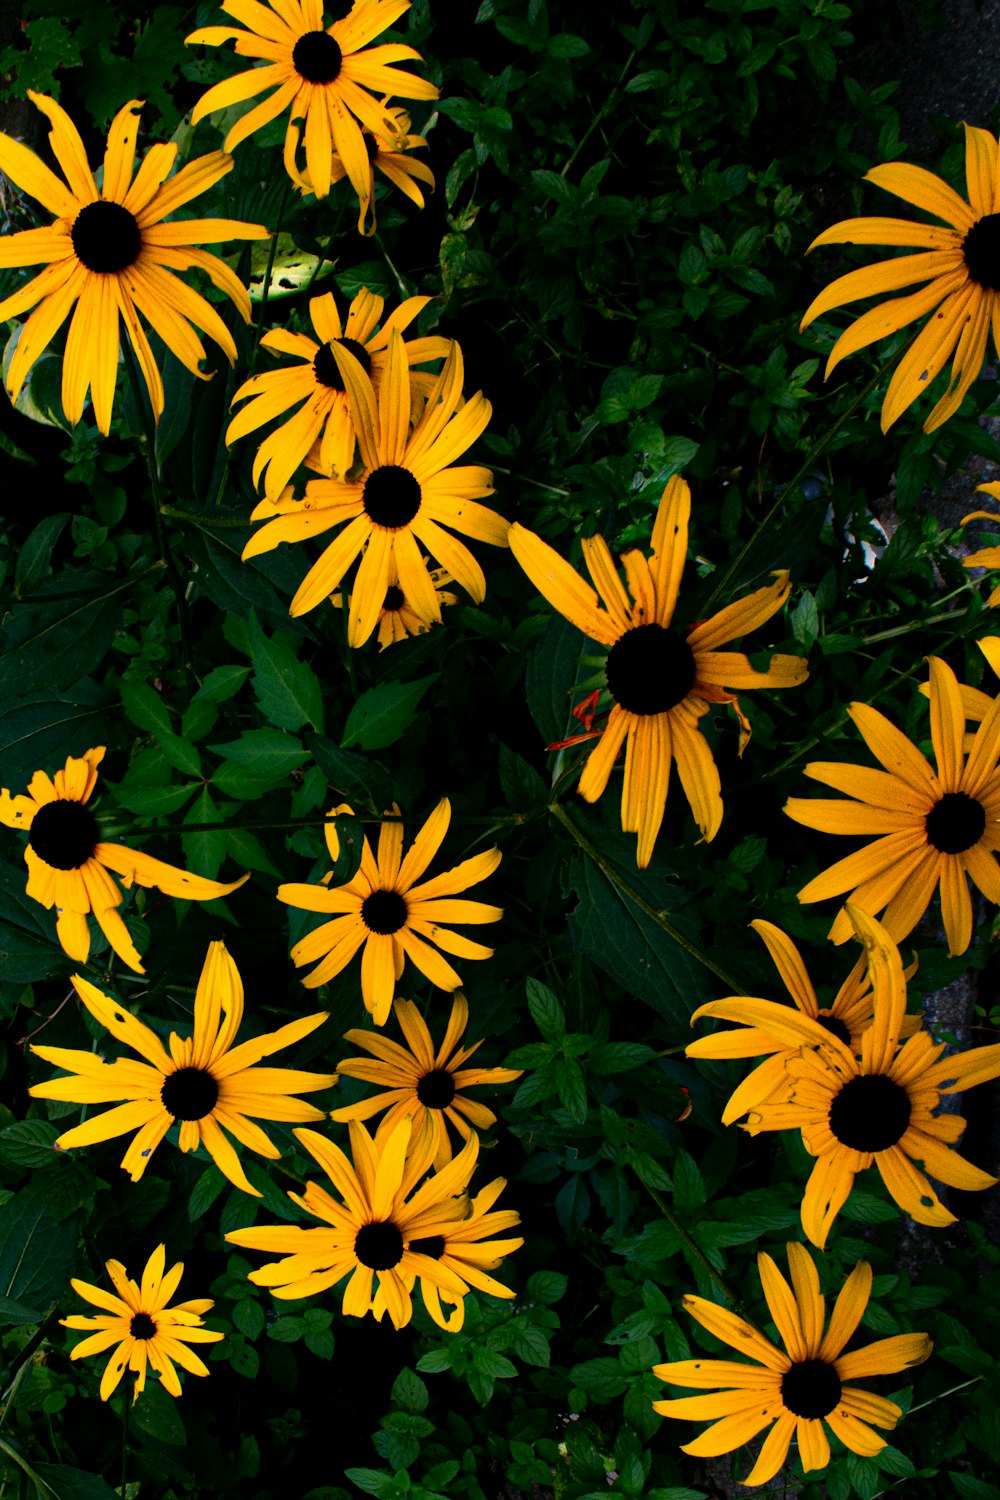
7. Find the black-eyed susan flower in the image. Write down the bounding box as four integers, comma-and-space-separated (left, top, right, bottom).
331, 556, 458, 649
0, 747, 248, 973
962, 488, 1000, 605
243, 329, 508, 644
186, 0, 437, 212
227, 287, 450, 499
800, 123, 1000, 433
654, 1242, 931, 1486
686, 919, 921, 1125
0, 92, 268, 433
226, 1116, 475, 1330
279, 799, 502, 1024
709, 907, 1000, 1247
321, 106, 434, 234
510, 476, 808, 867
63, 1243, 224, 1403
330, 992, 521, 1166
30, 941, 337, 1196
406, 1174, 523, 1331
785, 655, 1000, 956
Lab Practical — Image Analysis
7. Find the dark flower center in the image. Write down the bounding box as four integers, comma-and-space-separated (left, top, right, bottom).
313, 336, 372, 391
816, 1013, 852, 1048
962, 214, 1000, 291
363, 465, 422, 529
416, 1068, 457, 1108
925, 791, 986, 854
364, 131, 381, 163
355, 1220, 404, 1270
409, 1235, 444, 1258
781, 1358, 842, 1419
292, 29, 343, 84
361, 889, 408, 935
604, 624, 697, 716
160, 1067, 219, 1122
129, 1312, 157, 1341
28, 800, 99, 870
71, 201, 142, 274
384, 584, 405, 612
828, 1074, 911, 1152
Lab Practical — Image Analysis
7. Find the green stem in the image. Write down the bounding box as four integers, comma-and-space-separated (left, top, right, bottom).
705, 336, 917, 609
0, 1311, 61, 1422
548, 802, 742, 991
863, 606, 967, 645
124, 812, 529, 836
120, 1391, 130, 1496
121, 341, 195, 683
560, 47, 636, 179
638, 1181, 746, 1313
490, 463, 570, 498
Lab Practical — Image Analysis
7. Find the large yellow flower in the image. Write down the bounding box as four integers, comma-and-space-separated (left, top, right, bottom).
64, 1244, 223, 1404
314, 105, 434, 235
243, 328, 508, 643
707, 908, 1000, 1248
0, 92, 268, 433
800, 123, 1000, 433
406, 1174, 523, 1332
186, 0, 437, 212
226, 1116, 476, 1329
29, 941, 337, 1196
279, 799, 502, 1023
654, 1242, 931, 1487
227, 287, 450, 499
686, 919, 920, 1125
510, 476, 808, 867
0, 747, 247, 973
785, 655, 1000, 956
330, 992, 522, 1167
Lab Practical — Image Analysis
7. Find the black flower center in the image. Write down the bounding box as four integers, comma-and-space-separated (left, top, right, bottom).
816, 1013, 852, 1048
781, 1359, 842, 1419
355, 1220, 404, 1270
416, 1068, 457, 1108
828, 1074, 911, 1152
361, 889, 408, 935
604, 624, 697, 716
384, 584, 405, 612
27, 800, 99, 870
160, 1067, 219, 1122
129, 1312, 157, 1341
962, 214, 1000, 291
925, 791, 986, 854
364, 130, 381, 163
313, 337, 372, 391
363, 465, 422, 529
409, 1235, 444, 1258
71, 200, 142, 274
292, 29, 343, 84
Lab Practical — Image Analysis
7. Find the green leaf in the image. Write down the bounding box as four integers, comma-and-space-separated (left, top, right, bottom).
248, 610, 324, 733
547, 33, 589, 56
341, 675, 437, 752
130, 1381, 187, 1446
119, 679, 174, 738
0, 1179, 78, 1324
15, 515, 69, 597
193, 665, 251, 703
0, 567, 138, 698
307, 734, 394, 812
525, 614, 587, 747
158, 731, 202, 778
343, 1470, 394, 1498
0, 859, 66, 985
233, 1298, 266, 1341
188, 1164, 228, 1221
212, 728, 309, 777
0, 1120, 59, 1169
392, 1368, 429, 1414
588, 1042, 656, 1074
31, 1465, 121, 1500
527, 978, 565, 1040
0, 682, 114, 792
498, 743, 547, 811
570, 1358, 628, 1401
526, 1270, 567, 1304
112, 783, 199, 818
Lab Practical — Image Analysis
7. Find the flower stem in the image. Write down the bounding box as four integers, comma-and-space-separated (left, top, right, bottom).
125, 812, 530, 836
120, 1390, 130, 1496
638, 1180, 747, 1313
121, 339, 195, 685
548, 801, 742, 991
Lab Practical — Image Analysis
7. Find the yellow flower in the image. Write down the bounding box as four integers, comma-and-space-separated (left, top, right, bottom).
405, 1173, 523, 1331
331, 556, 458, 649
0, 92, 268, 433
226, 1115, 476, 1330
654, 1242, 931, 1487
318, 105, 435, 235
709, 907, 1000, 1247
962, 489, 1000, 605
800, 124, 1000, 432
243, 328, 508, 644
186, 0, 437, 211
785, 655, 1000, 956
227, 286, 450, 500
331, 991, 522, 1167
686, 919, 921, 1125
0, 747, 248, 973
279, 799, 502, 1024
510, 476, 808, 867
29, 941, 337, 1196
63, 1244, 224, 1403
